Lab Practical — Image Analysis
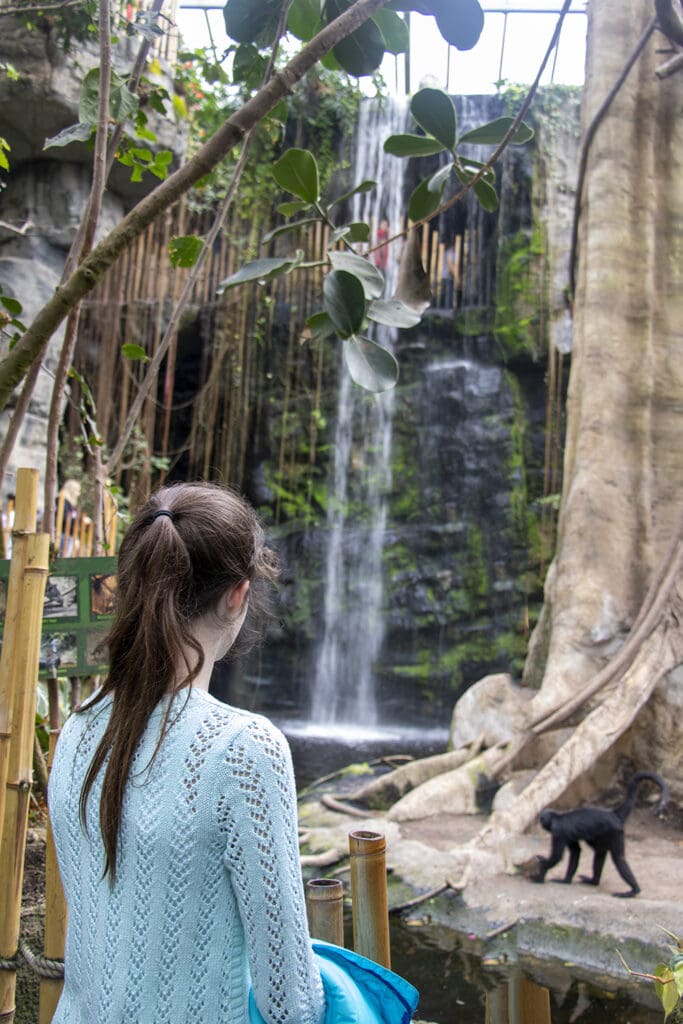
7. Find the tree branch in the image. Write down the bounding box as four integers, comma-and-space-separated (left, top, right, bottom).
43, 0, 112, 536
0, 0, 390, 412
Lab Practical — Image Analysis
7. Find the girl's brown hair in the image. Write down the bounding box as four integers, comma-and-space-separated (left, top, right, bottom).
78, 482, 279, 880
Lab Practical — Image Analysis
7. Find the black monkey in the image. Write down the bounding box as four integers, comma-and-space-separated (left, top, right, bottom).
533, 771, 669, 898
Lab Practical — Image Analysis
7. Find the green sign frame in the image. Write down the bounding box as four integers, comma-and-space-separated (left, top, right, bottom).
0, 556, 117, 678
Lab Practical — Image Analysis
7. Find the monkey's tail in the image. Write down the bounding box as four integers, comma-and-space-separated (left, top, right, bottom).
615, 771, 669, 822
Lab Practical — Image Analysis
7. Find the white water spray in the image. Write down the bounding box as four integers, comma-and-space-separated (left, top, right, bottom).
310, 97, 409, 726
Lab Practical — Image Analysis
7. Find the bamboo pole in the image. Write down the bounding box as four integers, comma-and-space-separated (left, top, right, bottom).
0, 468, 39, 835
0, 484, 50, 1022
305, 879, 344, 947
39, 677, 66, 1024
348, 830, 390, 969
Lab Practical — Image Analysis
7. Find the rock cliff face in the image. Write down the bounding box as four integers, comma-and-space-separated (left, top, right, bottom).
0, 18, 184, 495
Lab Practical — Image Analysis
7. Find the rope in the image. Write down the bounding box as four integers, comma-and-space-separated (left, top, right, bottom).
0, 941, 64, 980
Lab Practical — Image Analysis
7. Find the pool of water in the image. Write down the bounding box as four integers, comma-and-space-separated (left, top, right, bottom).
388, 917, 661, 1024
278, 717, 450, 788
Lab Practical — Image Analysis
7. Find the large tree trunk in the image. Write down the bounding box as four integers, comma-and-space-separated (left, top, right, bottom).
365, 0, 683, 832
524, 0, 683, 721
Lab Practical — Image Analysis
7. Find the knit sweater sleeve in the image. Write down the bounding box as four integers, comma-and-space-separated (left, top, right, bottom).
215, 715, 325, 1024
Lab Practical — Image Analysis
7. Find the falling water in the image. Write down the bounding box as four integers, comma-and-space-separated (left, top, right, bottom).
310, 97, 409, 726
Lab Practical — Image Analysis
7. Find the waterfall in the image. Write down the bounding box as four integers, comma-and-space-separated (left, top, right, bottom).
310, 97, 409, 726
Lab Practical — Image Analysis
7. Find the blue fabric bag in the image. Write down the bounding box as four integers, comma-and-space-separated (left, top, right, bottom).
249, 940, 419, 1024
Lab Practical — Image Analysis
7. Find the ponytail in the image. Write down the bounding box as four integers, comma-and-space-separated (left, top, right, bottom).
79, 483, 278, 880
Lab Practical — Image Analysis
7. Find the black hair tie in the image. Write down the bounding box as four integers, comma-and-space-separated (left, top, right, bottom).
152, 509, 174, 522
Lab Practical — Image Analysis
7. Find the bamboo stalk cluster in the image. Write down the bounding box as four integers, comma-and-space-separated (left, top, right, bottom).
0, 469, 53, 1024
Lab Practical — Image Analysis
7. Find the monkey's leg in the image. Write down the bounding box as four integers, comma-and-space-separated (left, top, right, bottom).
580, 849, 606, 886
610, 834, 640, 897
532, 836, 566, 883
560, 841, 581, 883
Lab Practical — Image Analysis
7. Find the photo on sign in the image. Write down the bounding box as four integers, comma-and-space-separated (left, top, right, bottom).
40, 632, 77, 674
86, 628, 108, 666
43, 575, 78, 619
90, 573, 117, 618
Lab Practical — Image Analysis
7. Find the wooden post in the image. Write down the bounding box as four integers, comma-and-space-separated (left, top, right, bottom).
39, 677, 66, 1023
0, 471, 50, 1021
305, 879, 344, 947
348, 830, 390, 969
508, 973, 551, 1024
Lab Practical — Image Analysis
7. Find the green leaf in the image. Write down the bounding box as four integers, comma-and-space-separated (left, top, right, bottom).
330, 222, 370, 244
169, 235, 205, 268
109, 71, 139, 122
44, 122, 93, 150
217, 252, 303, 291
408, 176, 445, 221
344, 336, 399, 392
1, 295, 22, 316
223, 0, 280, 43
273, 148, 320, 204
428, 161, 454, 193
473, 178, 498, 211
121, 343, 149, 361
655, 965, 678, 1020
433, 0, 484, 50
328, 251, 384, 298
278, 200, 311, 217
410, 88, 457, 149
327, 0, 386, 76
674, 959, 683, 998
372, 8, 409, 53
303, 310, 336, 341
454, 162, 498, 210
458, 116, 534, 146
288, 0, 322, 40
323, 269, 366, 337
79, 67, 101, 123
384, 134, 445, 158
459, 157, 496, 186
232, 43, 268, 88
262, 217, 319, 245
79, 67, 138, 126
367, 298, 422, 328
329, 179, 376, 208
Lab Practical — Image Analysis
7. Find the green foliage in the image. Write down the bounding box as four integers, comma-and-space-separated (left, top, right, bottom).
221, 0, 482, 76
0, 290, 26, 348
169, 235, 205, 268
121, 343, 149, 362
494, 227, 545, 360
273, 148, 320, 204
43, 60, 175, 184
343, 336, 399, 392
618, 930, 683, 1021
385, 87, 534, 218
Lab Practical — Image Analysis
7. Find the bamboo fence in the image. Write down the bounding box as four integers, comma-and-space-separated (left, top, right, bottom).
71, 194, 468, 501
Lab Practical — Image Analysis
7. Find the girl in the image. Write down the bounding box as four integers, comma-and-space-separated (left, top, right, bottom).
48, 482, 325, 1024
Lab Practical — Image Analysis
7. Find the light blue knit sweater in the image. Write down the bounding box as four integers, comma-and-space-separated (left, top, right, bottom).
48, 687, 325, 1024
